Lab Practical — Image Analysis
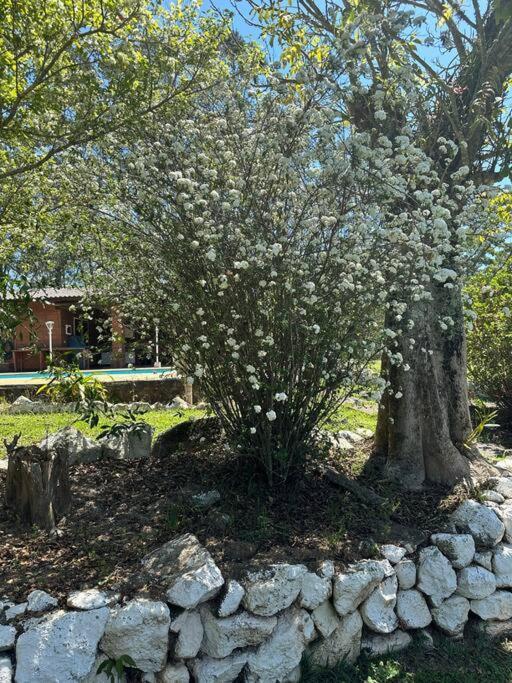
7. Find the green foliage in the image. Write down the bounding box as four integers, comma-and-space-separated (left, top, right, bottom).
96, 654, 137, 682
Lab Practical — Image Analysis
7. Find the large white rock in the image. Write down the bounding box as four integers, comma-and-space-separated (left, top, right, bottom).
493, 544, 512, 587
141, 534, 224, 609
450, 500, 505, 548
332, 560, 386, 616
471, 591, 512, 621
15, 608, 108, 682
361, 630, 412, 657
26, 590, 58, 614
242, 564, 307, 617
491, 478, 512, 499
431, 595, 470, 637
0, 656, 13, 683
380, 545, 407, 565
157, 663, 190, 683
0, 627, 15, 652
200, 606, 277, 658
309, 609, 362, 668
396, 590, 432, 630
416, 547, 457, 601
430, 533, 475, 569
395, 560, 416, 590
100, 599, 170, 673
39, 426, 102, 465
456, 565, 496, 599
360, 575, 398, 634
311, 600, 340, 638
218, 580, 245, 618
299, 572, 332, 610
170, 610, 204, 659
191, 653, 247, 683
101, 423, 153, 461
67, 589, 119, 611
246, 608, 315, 683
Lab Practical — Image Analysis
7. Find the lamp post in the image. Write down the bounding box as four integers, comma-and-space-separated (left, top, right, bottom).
45, 320, 55, 362
154, 320, 161, 368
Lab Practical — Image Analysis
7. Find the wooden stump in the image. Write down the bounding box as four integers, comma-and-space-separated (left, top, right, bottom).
4, 436, 71, 530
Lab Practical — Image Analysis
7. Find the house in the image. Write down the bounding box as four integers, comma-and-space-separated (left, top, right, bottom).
3, 288, 134, 372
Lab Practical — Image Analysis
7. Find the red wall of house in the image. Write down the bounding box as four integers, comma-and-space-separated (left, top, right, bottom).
13, 301, 70, 370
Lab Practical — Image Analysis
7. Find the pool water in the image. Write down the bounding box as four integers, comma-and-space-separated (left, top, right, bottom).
0, 367, 175, 382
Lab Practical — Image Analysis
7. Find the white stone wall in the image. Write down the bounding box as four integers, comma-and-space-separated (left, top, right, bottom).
2, 483, 512, 682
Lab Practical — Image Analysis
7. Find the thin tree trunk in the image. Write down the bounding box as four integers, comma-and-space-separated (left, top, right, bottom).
375, 283, 472, 489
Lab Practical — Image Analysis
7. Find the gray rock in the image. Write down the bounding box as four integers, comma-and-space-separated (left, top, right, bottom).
482, 490, 505, 504
318, 560, 335, 579
39, 426, 102, 465
100, 599, 170, 673
430, 533, 475, 569
141, 534, 224, 609
101, 424, 153, 461
26, 590, 58, 614
170, 610, 203, 659
396, 590, 432, 630
0, 656, 13, 683
200, 606, 277, 658
380, 545, 407, 564
218, 580, 245, 618
474, 550, 493, 571
157, 663, 190, 683
360, 576, 398, 634
0, 627, 15, 652
309, 610, 362, 668
67, 588, 119, 610
192, 490, 221, 509
493, 543, 512, 587
299, 572, 332, 610
431, 595, 470, 637
191, 652, 247, 683
333, 560, 386, 616
456, 565, 496, 599
4, 603, 27, 622
395, 560, 416, 590
15, 608, 108, 682
242, 564, 307, 617
471, 591, 512, 621
450, 500, 505, 548
416, 547, 457, 601
311, 600, 340, 638
361, 630, 412, 657
491, 478, 512, 499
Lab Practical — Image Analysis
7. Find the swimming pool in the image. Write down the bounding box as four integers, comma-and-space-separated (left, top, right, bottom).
0, 367, 176, 382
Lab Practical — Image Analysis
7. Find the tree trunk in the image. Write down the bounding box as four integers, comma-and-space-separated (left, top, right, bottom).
5, 438, 71, 530
375, 283, 472, 489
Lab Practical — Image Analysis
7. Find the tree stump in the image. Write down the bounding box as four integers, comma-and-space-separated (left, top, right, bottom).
4, 435, 71, 530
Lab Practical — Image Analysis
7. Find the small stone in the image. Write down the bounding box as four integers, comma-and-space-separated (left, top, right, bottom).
299, 572, 332, 610
430, 533, 475, 569
157, 663, 190, 683
416, 547, 457, 600
318, 560, 335, 579
396, 590, 432, 630
170, 610, 203, 659
191, 653, 246, 683
499, 503, 512, 543
361, 630, 412, 657
5, 603, 27, 622
380, 545, 407, 564
333, 560, 386, 616
309, 610, 362, 668
26, 590, 58, 613
395, 560, 416, 590
471, 591, 512, 621
450, 500, 504, 548
491, 478, 512, 499
311, 600, 340, 638
360, 575, 398, 634
218, 580, 245, 618
431, 595, 470, 637
0, 656, 13, 683
456, 565, 496, 599
242, 564, 307, 617
474, 551, 493, 571
192, 490, 221, 509
67, 589, 118, 610
493, 544, 512, 588
0, 627, 15, 652
200, 606, 277, 658
482, 490, 505, 504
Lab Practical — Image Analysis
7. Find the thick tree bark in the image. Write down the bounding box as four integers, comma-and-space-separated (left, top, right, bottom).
375, 283, 472, 489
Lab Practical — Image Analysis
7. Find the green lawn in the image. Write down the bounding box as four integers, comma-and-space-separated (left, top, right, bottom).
301, 631, 512, 683
0, 404, 376, 459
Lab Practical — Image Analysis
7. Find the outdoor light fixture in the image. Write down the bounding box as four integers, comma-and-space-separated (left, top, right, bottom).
45, 320, 55, 360
154, 319, 161, 368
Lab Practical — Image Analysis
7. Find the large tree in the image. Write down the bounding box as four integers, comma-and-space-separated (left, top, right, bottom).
249, 0, 512, 487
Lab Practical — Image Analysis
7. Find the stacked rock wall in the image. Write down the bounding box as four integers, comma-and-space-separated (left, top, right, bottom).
2, 483, 512, 682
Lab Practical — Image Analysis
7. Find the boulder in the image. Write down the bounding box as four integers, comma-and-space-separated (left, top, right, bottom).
395, 560, 416, 590
311, 600, 340, 638
200, 606, 277, 658
431, 595, 470, 637
499, 503, 512, 543
170, 610, 204, 659
332, 560, 386, 616
474, 551, 493, 571
471, 591, 512, 621
67, 588, 119, 611
4, 603, 27, 622
360, 575, 398, 634
0, 627, 15, 652
491, 478, 512, 499
493, 544, 512, 587
430, 533, 475, 569
456, 565, 496, 599
141, 534, 224, 609
416, 547, 457, 601
101, 424, 153, 461
299, 572, 332, 610
450, 500, 504, 548
309, 609, 362, 668
191, 653, 247, 683
15, 608, 108, 682
218, 580, 245, 618
246, 608, 315, 683
361, 630, 412, 657
242, 564, 307, 617
395, 590, 432, 630
0, 656, 13, 683
26, 590, 58, 613
39, 427, 102, 465
380, 545, 407, 565
318, 560, 335, 579
100, 599, 170, 673
157, 663, 190, 683
482, 490, 505, 504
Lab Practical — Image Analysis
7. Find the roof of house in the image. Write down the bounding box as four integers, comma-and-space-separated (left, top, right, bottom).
29, 287, 85, 301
